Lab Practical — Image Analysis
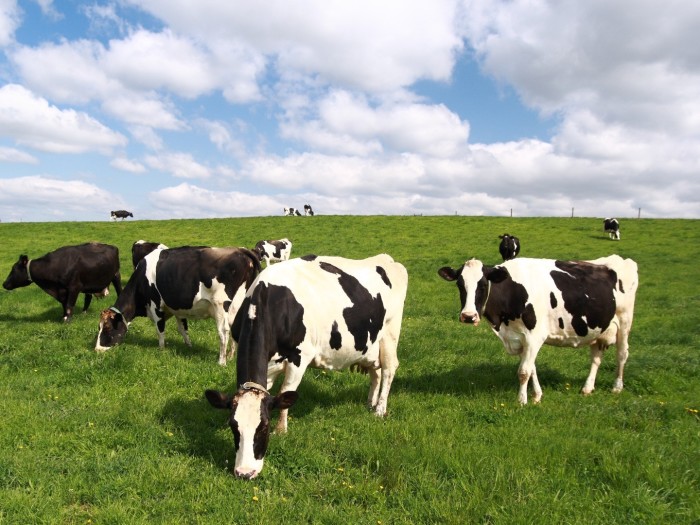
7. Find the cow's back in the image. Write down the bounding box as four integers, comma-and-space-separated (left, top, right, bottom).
40, 243, 119, 285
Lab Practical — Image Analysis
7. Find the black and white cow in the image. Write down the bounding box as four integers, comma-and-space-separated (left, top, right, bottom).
304, 204, 314, 216
283, 207, 301, 216
604, 218, 620, 240
3, 243, 122, 321
131, 240, 168, 269
205, 253, 408, 479
498, 234, 520, 261
438, 255, 638, 404
111, 210, 133, 221
96, 246, 261, 365
253, 238, 292, 267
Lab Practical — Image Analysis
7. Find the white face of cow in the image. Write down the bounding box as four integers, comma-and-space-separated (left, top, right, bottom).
231, 390, 269, 480
457, 260, 486, 326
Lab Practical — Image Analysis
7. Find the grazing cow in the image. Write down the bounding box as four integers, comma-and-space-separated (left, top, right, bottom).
438, 255, 638, 405
604, 218, 620, 240
3, 242, 122, 322
283, 207, 301, 216
498, 234, 520, 261
205, 253, 408, 479
111, 210, 133, 221
131, 240, 168, 269
253, 238, 292, 267
304, 204, 315, 216
95, 246, 261, 365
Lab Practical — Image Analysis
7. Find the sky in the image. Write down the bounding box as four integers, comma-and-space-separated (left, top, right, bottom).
0, 0, 698, 222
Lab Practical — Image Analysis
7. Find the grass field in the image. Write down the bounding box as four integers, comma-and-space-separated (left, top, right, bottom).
0, 216, 698, 524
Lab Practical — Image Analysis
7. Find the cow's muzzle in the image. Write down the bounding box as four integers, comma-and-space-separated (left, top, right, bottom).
460, 312, 480, 326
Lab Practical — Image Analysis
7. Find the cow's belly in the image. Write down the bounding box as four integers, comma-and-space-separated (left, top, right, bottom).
306, 339, 381, 371
162, 299, 215, 320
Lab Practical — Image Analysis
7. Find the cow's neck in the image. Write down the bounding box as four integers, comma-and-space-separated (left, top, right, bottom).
112, 283, 138, 322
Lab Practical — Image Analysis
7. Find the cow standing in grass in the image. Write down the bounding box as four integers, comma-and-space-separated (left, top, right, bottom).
253, 238, 292, 267
3, 243, 122, 322
498, 234, 520, 261
604, 218, 620, 240
205, 253, 408, 479
96, 246, 260, 365
438, 255, 638, 404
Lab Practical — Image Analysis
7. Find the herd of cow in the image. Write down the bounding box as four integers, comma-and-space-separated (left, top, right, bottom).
2, 218, 636, 479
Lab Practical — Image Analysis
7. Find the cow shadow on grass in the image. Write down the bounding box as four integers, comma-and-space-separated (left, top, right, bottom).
0, 308, 64, 323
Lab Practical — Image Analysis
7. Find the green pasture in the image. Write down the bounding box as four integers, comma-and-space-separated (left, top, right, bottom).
0, 216, 698, 524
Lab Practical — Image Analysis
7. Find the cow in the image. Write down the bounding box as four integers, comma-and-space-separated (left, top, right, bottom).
604, 218, 620, 240
205, 253, 408, 479
438, 255, 638, 405
304, 204, 315, 216
3, 242, 122, 322
95, 246, 261, 366
131, 240, 168, 269
111, 210, 133, 221
253, 238, 292, 267
283, 207, 301, 216
498, 234, 520, 261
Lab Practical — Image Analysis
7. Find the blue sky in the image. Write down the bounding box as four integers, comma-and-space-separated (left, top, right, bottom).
1, 0, 698, 222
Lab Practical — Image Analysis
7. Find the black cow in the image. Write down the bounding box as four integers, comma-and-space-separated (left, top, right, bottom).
604, 218, 620, 240
438, 255, 638, 404
205, 253, 408, 479
498, 233, 520, 261
3, 242, 122, 321
304, 204, 315, 216
131, 240, 168, 269
95, 246, 260, 365
111, 210, 133, 220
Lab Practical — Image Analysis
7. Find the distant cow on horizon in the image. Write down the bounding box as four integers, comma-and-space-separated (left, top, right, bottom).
498, 234, 520, 261
284, 207, 302, 216
604, 218, 620, 240
111, 210, 133, 221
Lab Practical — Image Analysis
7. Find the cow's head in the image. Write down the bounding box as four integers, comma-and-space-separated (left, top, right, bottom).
438, 259, 509, 326
205, 384, 298, 480
95, 307, 128, 351
3, 255, 32, 290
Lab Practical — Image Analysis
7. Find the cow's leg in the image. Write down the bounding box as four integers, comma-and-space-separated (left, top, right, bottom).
582, 343, 604, 395
82, 293, 92, 312
112, 272, 123, 295
62, 287, 81, 322
273, 358, 312, 434
530, 365, 543, 404
216, 315, 231, 366
175, 318, 192, 347
155, 315, 167, 348
517, 344, 541, 405
612, 324, 631, 394
367, 367, 381, 411
373, 323, 401, 417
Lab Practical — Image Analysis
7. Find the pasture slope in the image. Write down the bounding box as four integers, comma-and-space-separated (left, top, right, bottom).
0, 216, 698, 524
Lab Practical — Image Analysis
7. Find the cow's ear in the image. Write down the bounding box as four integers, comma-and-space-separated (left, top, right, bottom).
484, 266, 509, 283
205, 389, 233, 409
271, 390, 298, 411
19, 255, 28, 265
438, 266, 459, 282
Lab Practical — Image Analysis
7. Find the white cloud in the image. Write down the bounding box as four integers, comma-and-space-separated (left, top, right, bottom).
111, 156, 146, 173
144, 151, 211, 179
0, 176, 123, 221
0, 84, 127, 153
0, 0, 20, 47
0, 146, 38, 163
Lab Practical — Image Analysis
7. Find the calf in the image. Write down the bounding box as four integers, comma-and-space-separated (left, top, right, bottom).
253, 238, 292, 267
604, 218, 620, 240
205, 253, 408, 479
438, 255, 638, 404
131, 240, 168, 269
3, 242, 122, 321
498, 233, 520, 261
111, 210, 133, 220
96, 246, 260, 365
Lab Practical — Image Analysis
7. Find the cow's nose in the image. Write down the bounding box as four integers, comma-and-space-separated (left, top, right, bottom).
235, 468, 258, 480
460, 312, 479, 325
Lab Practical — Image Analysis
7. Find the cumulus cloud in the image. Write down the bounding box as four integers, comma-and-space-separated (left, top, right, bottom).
0, 176, 123, 221
0, 0, 21, 47
0, 146, 38, 163
111, 156, 146, 173
144, 151, 211, 179
0, 84, 127, 153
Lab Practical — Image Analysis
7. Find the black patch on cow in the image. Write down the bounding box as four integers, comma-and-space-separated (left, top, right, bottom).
550, 292, 557, 309
550, 261, 617, 337
319, 262, 386, 352
558, 317, 565, 329
376, 266, 392, 288
301, 254, 317, 261
618, 280, 625, 293
253, 404, 270, 459
482, 274, 533, 331
329, 320, 342, 349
